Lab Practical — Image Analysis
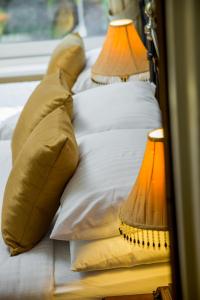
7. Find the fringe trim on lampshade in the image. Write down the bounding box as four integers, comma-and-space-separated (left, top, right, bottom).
119, 220, 170, 249
91, 71, 150, 85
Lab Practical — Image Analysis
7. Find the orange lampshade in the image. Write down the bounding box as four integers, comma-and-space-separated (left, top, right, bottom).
119, 129, 169, 248
91, 19, 149, 84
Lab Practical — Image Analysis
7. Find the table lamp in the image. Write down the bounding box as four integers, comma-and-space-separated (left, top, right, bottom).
119, 128, 169, 248
91, 19, 149, 84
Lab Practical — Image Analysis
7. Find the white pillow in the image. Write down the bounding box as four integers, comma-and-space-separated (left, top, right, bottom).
70, 236, 170, 272
73, 81, 160, 138
51, 129, 151, 241
0, 108, 22, 140
72, 48, 101, 94
85, 48, 101, 69
72, 68, 99, 94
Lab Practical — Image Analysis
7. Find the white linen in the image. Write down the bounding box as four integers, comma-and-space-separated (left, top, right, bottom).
51, 129, 151, 241
0, 81, 39, 107
52, 81, 161, 241
0, 81, 39, 140
0, 62, 165, 299
85, 48, 101, 69
0, 141, 54, 300
53, 240, 171, 300
72, 68, 99, 94
72, 48, 100, 94
70, 236, 170, 272
73, 81, 160, 138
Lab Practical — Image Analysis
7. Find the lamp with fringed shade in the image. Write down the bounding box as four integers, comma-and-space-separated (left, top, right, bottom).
91, 19, 149, 84
119, 128, 169, 249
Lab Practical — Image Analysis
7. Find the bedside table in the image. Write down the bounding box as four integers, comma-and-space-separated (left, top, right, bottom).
103, 294, 154, 300
103, 286, 172, 300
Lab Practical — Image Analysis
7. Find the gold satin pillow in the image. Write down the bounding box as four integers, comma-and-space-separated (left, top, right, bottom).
47, 33, 86, 89
12, 70, 73, 162
1, 106, 79, 255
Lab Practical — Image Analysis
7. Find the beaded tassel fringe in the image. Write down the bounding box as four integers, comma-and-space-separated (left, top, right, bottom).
119, 221, 170, 249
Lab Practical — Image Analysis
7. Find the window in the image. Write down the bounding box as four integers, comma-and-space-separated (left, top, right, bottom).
0, 0, 108, 43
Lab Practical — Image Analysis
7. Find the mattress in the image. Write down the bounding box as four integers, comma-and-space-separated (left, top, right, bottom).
53, 240, 171, 300
0, 81, 39, 107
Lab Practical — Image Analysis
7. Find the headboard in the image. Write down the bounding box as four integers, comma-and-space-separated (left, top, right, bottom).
141, 0, 159, 97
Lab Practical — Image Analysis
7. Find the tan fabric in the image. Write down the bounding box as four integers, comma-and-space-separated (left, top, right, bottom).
70, 236, 169, 272
1, 106, 79, 255
92, 20, 148, 84
120, 129, 167, 230
12, 70, 73, 162
47, 33, 86, 89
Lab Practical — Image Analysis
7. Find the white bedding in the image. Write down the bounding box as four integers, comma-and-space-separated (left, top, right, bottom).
0, 140, 171, 300
0, 81, 39, 107
0, 60, 168, 299
53, 240, 171, 300
0, 81, 38, 139
0, 141, 54, 300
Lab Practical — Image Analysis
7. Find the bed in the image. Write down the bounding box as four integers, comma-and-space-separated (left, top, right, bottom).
0, 5, 171, 299
0, 129, 171, 300
0, 79, 171, 300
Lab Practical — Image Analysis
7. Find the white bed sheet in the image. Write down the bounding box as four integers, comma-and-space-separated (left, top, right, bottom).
0, 81, 39, 107
0, 141, 54, 300
53, 240, 171, 300
0, 140, 171, 300
0, 81, 38, 132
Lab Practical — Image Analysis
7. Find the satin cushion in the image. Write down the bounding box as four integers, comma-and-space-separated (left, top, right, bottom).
47, 33, 86, 89
1, 105, 79, 255
12, 70, 73, 162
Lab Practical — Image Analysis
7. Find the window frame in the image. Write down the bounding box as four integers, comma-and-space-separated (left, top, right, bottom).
0, 36, 104, 83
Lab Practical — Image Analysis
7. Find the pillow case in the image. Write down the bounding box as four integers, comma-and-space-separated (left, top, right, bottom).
47, 33, 86, 89
2, 105, 79, 255
85, 48, 101, 69
51, 129, 150, 241
12, 70, 72, 162
73, 81, 160, 138
70, 236, 170, 272
72, 48, 101, 93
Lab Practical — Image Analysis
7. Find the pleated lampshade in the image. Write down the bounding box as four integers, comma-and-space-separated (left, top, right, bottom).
91, 19, 149, 84
119, 128, 169, 248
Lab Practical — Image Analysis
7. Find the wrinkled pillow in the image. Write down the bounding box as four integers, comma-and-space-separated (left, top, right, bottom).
73, 81, 160, 138
12, 70, 72, 162
70, 236, 170, 272
2, 105, 79, 255
51, 129, 150, 241
47, 33, 86, 89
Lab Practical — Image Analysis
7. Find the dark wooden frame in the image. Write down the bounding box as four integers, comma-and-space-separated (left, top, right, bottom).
104, 2, 182, 299
155, 1, 182, 299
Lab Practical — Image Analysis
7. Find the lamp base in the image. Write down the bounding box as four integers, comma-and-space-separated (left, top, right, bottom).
119, 221, 170, 249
